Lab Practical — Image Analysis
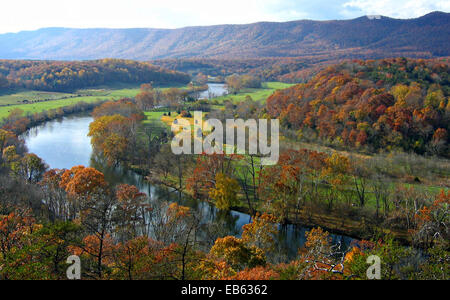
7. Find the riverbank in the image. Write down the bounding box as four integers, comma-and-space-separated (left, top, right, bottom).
144, 168, 411, 245
3, 100, 107, 136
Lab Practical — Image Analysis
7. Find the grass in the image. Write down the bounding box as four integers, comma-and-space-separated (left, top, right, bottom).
0, 83, 189, 120
0, 96, 108, 120
0, 81, 293, 119
0, 90, 74, 106
214, 82, 295, 103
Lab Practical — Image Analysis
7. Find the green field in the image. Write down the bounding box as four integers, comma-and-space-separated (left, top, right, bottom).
0, 84, 188, 120
0, 82, 294, 120
0, 90, 75, 106
214, 82, 295, 103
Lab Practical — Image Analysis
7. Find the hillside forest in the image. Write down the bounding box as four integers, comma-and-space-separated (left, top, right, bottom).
0, 57, 448, 280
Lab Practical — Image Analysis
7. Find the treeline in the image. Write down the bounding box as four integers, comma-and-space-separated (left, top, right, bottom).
0, 101, 107, 136
152, 57, 325, 83
0, 59, 191, 92
0, 139, 448, 279
267, 58, 450, 157
225, 74, 262, 93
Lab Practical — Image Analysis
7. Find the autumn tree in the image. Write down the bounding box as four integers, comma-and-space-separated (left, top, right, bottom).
209, 173, 240, 211
413, 190, 449, 249
136, 84, 161, 111
242, 213, 278, 255
187, 154, 237, 199
60, 166, 114, 279
113, 184, 150, 240
88, 115, 134, 166
210, 236, 266, 272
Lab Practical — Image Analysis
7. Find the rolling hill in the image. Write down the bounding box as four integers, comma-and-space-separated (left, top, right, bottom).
0, 12, 448, 61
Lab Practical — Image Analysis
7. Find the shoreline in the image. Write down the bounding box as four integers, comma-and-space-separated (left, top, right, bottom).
142, 168, 412, 246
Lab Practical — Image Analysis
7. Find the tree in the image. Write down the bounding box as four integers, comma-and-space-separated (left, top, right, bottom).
40, 169, 70, 221
2, 109, 30, 134
259, 150, 320, 223
19, 153, 47, 183
371, 174, 391, 219
136, 84, 160, 111
88, 115, 133, 166
413, 190, 449, 249
187, 153, 236, 199
0, 130, 17, 159
109, 236, 159, 280
238, 155, 264, 216
297, 227, 349, 280
242, 213, 278, 255
163, 88, 186, 109
225, 74, 242, 94
348, 158, 369, 208
210, 236, 266, 271
60, 166, 107, 198
71, 234, 114, 279
0, 74, 8, 89
114, 184, 150, 240
346, 237, 413, 280
209, 173, 240, 210
59, 166, 113, 279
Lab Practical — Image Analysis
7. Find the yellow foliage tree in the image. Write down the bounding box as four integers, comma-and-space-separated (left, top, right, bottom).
209, 173, 240, 210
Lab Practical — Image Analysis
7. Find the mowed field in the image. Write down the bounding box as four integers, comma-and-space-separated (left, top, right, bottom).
0, 82, 295, 120
0, 87, 140, 120
0, 83, 189, 120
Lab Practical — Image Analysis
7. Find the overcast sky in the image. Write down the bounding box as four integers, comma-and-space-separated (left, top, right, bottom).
0, 0, 448, 34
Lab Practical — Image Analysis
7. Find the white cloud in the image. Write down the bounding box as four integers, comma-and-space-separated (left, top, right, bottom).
343, 0, 450, 18
0, 0, 448, 34
0, 0, 302, 33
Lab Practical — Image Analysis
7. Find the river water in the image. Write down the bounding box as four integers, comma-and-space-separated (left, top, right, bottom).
198, 83, 228, 99
23, 113, 354, 259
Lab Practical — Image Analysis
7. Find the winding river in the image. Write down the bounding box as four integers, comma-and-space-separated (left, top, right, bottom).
23, 112, 354, 259
198, 83, 228, 99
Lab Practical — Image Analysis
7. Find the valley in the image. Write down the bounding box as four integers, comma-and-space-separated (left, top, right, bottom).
0, 6, 449, 282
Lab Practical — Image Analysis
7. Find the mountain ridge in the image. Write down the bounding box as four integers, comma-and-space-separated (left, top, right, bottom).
0, 11, 448, 60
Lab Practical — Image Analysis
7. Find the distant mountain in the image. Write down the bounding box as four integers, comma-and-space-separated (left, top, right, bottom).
0, 12, 448, 60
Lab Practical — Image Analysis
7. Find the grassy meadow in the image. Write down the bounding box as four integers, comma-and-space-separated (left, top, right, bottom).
214, 82, 295, 103
0, 83, 189, 120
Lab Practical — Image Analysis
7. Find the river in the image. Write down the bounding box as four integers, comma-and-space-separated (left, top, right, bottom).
198, 83, 228, 99
23, 113, 354, 259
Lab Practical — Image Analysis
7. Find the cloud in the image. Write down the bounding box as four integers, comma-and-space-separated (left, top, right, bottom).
342, 0, 450, 18
0, 0, 448, 34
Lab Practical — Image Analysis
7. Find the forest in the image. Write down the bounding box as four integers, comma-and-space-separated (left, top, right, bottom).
151, 57, 323, 83
0, 57, 448, 281
0, 59, 191, 92
267, 58, 450, 157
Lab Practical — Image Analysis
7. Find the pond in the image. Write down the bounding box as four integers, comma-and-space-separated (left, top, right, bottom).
23, 113, 355, 259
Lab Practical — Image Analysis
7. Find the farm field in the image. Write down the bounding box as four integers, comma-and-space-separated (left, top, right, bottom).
214, 82, 295, 103
0, 83, 187, 120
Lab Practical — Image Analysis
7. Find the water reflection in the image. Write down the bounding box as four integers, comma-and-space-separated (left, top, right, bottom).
198, 83, 228, 99
24, 113, 355, 260
22, 114, 93, 169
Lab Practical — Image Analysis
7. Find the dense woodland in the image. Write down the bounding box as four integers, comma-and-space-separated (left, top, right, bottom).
267, 58, 450, 157
0, 56, 449, 280
152, 57, 323, 83
0, 59, 191, 92
0, 97, 448, 280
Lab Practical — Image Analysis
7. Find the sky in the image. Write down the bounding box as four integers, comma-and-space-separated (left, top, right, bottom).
0, 0, 449, 34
